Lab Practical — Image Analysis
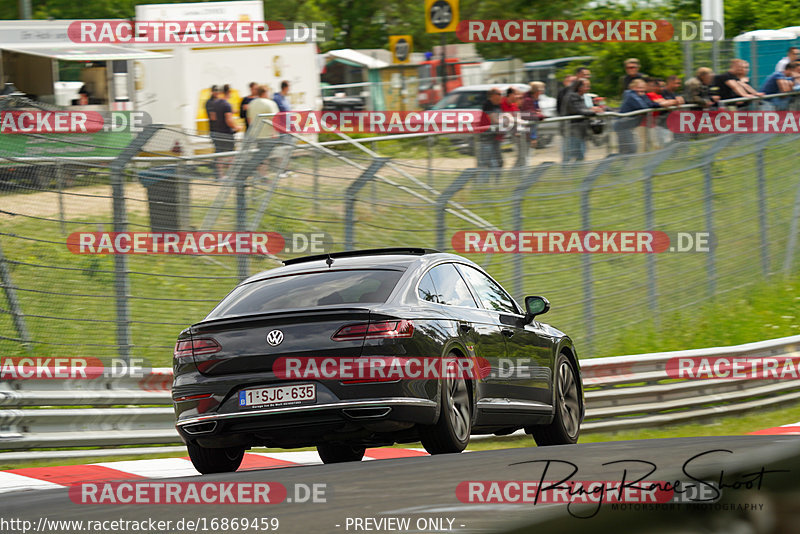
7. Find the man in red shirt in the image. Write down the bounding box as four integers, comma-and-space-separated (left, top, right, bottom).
501, 87, 520, 112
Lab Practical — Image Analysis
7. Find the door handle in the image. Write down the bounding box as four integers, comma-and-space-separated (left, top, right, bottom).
459, 323, 473, 333
501, 328, 515, 337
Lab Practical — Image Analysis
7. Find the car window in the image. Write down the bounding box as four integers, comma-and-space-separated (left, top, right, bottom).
426, 263, 478, 308
431, 92, 462, 110
459, 91, 487, 108
206, 269, 405, 318
458, 265, 518, 314
417, 272, 439, 303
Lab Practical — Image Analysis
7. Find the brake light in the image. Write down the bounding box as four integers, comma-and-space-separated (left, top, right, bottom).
173, 338, 221, 360
332, 320, 414, 341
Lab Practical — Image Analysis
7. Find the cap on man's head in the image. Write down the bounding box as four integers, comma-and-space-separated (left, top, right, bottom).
210, 85, 220, 93
624, 58, 640, 66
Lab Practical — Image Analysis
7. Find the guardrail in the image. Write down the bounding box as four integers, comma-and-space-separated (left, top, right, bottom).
1, 335, 799, 462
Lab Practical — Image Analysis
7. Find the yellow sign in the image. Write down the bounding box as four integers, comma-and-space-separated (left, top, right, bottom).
389, 35, 413, 64
425, 0, 459, 33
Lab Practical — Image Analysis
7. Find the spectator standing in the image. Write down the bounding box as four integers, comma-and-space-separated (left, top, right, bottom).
712, 59, 763, 108
240, 82, 258, 130
620, 58, 647, 96
557, 68, 590, 116
273, 80, 291, 112
775, 47, 799, 74
247, 85, 279, 137
205, 84, 219, 126
555, 74, 577, 118
761, 61, 799, 110
478, 87, 504, 168
563, 79, 601, 162
685, 68, 717, 109
501, 87, 520, 112
209, 84, 242, 178
520, 81, 546, 148
614, 79, 661, 154
557, 70, 591, 160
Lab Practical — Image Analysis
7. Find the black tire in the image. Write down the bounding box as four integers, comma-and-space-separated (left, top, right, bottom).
419, 355, 472, 454
317, 442, 366, 464
530, 353, 582, 446
186, 442, 245, 474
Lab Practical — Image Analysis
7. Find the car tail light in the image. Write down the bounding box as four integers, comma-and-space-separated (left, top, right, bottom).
332, 320, 414, 341
173, 337, 221, 360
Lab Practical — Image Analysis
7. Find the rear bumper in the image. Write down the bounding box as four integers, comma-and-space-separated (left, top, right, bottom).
176, 397, 438, 449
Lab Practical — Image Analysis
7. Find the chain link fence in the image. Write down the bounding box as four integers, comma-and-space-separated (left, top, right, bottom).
2, 98, 800, 366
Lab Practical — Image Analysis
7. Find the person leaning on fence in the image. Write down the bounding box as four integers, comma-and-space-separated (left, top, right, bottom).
685, 67, 718, 110
520, 81, 546, 148
712, 59, 763, 109
562, 79, 601, 162
477, 87, 504, 169
614, 78, 662, 155
760, 61, 800, 111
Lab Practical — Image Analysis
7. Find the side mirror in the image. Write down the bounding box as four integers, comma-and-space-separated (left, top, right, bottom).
524, 296, 550, 323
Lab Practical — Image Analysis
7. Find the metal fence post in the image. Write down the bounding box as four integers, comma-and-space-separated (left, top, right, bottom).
236, 172, 248, 281
56, 162, 66, 235
514, 124, 529, 168
580, 157, 615, 354
427, 134, 434, 186
344, 158, 389, 251
313, 146, 320, 213
683, 41, 694, 86
784, 180, 800, 276
698, 135, 736, 298
511, 162, 553, 301
756, 148, 770, 276
642, 145, 679, 318
109, 124, 161, 363
435, 169, 478, 251
0, 238, 32, 349
702, 161, 717, 297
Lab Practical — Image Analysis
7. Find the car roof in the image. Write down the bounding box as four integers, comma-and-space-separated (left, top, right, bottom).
448, 83, 530, 93
242, 249, 478, 284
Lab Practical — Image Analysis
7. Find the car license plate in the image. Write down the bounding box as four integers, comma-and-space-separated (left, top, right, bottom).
239, 384, 316, 408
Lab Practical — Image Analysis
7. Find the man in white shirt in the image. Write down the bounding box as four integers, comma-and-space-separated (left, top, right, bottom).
247, 85, 279, 138
775, 47, 799, 73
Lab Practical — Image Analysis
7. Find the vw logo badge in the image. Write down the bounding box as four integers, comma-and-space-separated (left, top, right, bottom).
266, 330, 284, 346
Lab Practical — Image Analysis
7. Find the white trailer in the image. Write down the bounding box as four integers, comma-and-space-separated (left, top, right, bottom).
133, 1, 322, 149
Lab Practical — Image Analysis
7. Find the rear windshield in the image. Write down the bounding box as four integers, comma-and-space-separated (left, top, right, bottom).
206, 269, 405, 319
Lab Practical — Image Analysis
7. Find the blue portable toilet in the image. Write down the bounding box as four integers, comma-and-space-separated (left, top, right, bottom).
733, 30, 800, 89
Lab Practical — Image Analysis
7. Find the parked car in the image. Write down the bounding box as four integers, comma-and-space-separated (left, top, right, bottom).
173, 248, 584, 473
429, 84, 559, 152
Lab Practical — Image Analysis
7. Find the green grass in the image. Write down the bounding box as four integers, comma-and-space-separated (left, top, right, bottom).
2, 133, 800, 366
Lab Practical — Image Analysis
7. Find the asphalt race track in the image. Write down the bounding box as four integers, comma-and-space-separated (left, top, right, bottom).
4, 436, 800, 534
